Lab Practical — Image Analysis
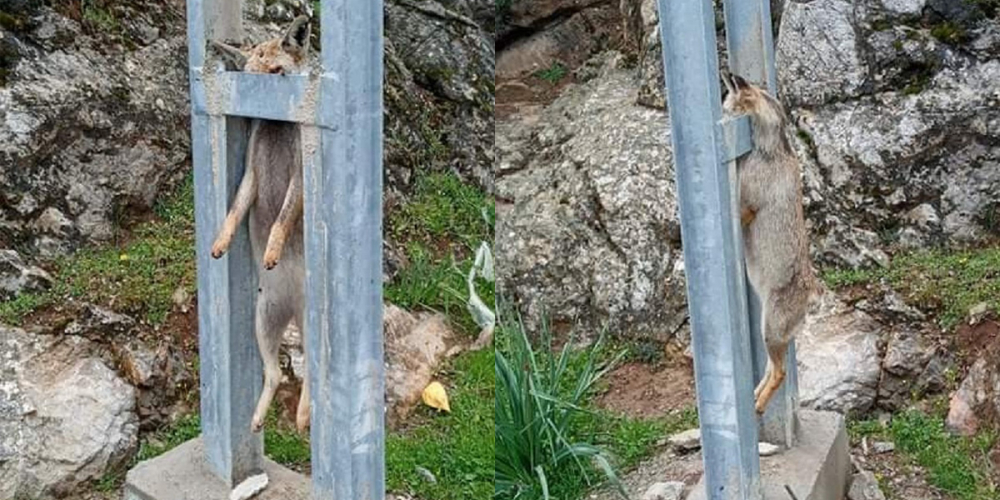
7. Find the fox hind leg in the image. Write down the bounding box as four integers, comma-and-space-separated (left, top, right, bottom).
251, 287, 293, 432
754, 342, 788, 415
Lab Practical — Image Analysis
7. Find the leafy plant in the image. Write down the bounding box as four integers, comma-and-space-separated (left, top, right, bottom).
534, 62, 567, 84
495, 313, 626, 500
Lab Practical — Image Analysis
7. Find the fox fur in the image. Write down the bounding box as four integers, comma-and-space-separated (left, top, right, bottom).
209, 15, 312, 433
722, 71, 814, 415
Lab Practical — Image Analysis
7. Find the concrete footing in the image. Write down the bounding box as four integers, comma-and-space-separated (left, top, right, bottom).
687, 409, 850, 500
124, 438, 309, 500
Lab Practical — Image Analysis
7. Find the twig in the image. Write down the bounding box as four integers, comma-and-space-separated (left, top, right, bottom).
785, 484, 799, 500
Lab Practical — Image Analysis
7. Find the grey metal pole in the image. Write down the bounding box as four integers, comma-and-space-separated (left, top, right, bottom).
188, 0, 263, 486
305, 0, 385, 498
723, 0, 798, 449
657, 0, 762, 498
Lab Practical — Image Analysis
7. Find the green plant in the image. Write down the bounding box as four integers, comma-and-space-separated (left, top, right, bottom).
496, 0, 512, 28
931, 22, 967, 44
387, 348, 494, 499
890, 411, 997, 499
82, 0, 118, 33
534, 62, 567, 84
494, 314, 626, 500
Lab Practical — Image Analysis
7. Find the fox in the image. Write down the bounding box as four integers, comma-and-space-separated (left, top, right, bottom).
208, 15, 312, 433
721, 71, 814, 415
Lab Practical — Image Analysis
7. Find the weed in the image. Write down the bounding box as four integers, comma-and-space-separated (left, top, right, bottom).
263, 408, 310, 467
890, 410, 997, 499
0, 176, 195, 326
82, 0, 118, 33
136, 413, 201, 462
535, 62, 567, 84
387, 348, 494, 499
931, 22, 968, 44
495, 313, 626, 500
824, 247, 1000, 330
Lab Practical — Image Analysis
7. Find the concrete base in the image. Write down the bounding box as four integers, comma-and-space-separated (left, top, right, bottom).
124, 438, 309, 500
688, 410, 849, 500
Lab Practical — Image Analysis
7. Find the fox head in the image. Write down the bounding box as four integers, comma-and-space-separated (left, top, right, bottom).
721, 71, 788, 128
721, 70, 793, 155
211, 15, 312, 74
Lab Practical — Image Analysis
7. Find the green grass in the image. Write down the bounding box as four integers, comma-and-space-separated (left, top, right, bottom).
122, 350, 493, 499
82, 0, 119, 33
137, 413, 202, 462
850, 410, 999, 499
822, 247, 1000, 329
0, 175, 196, 326
534, 62, 567, 84
600, 407, 697, 469
387, 348, 494, 499
390, 171, 494, 253
495, 312, 627, 500
930, 21, 968, 44
387, 172, 495, 335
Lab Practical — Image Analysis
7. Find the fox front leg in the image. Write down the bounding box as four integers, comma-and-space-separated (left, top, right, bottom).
262, 166, 304, 270
211, 165, 258, 258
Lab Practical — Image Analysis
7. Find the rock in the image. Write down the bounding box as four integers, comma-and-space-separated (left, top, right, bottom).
798, 291, 883, 414
497, 70, 687, 341
641, 481, 684, 500
282, 304, 461, 427
63, 303, 136, 340
120, 341, 193, 430
776, 0, 868, 106
0, 326, 138, 499
758, 442, 780, 457
794, 60, 1000, 260
881, 0, 926, 16
812, 223, 891, 269
1, 9, 192, 254
0, 249, 51, 299
384, 1, 494, 193
497, 0, 618, 81
383, 304, 460, 425
878, 328, 942, 410
667, 429, 701, 452
848, 470, 887, 500
506, 0, 603, 28
947, 387, 980, 436
945, 357, 996, 436
871, 441, 895, 454
969, 302, 990, 325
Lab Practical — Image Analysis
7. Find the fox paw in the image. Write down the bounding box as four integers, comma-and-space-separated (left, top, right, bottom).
251, 412, 266, 433
211, 237, 230, 259
263, 250, 280, 270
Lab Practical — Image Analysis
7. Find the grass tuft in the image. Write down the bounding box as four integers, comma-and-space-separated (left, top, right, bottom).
0, 175, 196, 326
495, 312, 627, 500
387, 348, 495, 499
822, 247, 1000, 329
534, 62, 567, 84
849, 410, 999, 500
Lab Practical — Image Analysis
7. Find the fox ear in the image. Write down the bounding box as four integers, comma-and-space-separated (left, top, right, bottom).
282, 15, 312, 54
721, 69, 736, 94
732, 74, 751, 91
210, 40, 247, 71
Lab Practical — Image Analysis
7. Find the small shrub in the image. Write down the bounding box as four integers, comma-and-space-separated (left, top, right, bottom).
494, 314, 626, 500
535, 62, 567, 84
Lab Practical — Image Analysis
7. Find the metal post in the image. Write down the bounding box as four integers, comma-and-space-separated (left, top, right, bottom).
723, 0, 798, 448
305, 0, 385, 498
657, 1, 762, 499
189, 0, 263, 487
